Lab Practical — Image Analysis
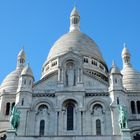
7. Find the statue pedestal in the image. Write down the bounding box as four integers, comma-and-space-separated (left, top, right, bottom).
121, 129, 131, 140
6, 129, 16, 140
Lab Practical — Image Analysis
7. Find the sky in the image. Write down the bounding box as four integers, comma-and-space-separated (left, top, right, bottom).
0, 0, 140, 83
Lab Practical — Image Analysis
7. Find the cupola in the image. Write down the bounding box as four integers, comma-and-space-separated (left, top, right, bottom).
122, 43, 131, 68
17, 48, 26, 68
70, 6, 80, 32
17, 64, 34, 92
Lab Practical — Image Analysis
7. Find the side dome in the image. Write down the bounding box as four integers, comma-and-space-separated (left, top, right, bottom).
0, 49, 26, 93
121, 45, 140, 91
47, 30, 104, 63
0, 68, 23, 93
121, 66, 140, 91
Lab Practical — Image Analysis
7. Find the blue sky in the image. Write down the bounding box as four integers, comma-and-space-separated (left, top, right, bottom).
0, 0, 140, 83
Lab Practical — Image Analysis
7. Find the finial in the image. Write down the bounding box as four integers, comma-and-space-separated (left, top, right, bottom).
112, 60, 115, 67
22, 45, 24, 51
123, 43, 127, 49
27, 62, 30, 68
74, 0, 76, 7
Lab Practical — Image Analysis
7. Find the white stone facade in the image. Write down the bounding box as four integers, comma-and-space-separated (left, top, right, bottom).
0, 7, 140, 140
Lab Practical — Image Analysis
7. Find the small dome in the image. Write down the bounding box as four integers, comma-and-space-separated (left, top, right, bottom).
70, 6, 79, 17
21, 64, 34, 77
0, 68, 23, 93
18, 48, 26, 59
110, 61, 120, 74
121, 66, 140, 91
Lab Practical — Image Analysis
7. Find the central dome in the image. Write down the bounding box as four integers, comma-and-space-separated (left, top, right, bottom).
47, 30, 104, 63
41, 7, 108, 79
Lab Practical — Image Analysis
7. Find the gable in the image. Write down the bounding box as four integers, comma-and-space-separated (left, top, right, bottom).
83, 74, 108, 91
33, 74, 57, 92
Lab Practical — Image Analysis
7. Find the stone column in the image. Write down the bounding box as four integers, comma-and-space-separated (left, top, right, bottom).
79, 68, 82, 82
61, 69, 63, 82
76, 110, 81, 135
58, 68, 61, 82
77, 68, 82, 83
57, 68, 64, 87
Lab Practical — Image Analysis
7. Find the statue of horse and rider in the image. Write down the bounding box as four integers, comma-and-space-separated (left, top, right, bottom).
118, 105, 128, 129
10, 106, 20, 130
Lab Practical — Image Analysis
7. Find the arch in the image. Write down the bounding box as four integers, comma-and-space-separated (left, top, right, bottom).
87, 98, 110, 112
38, 104, 48, 111
62, 99, 78, 131
131, 101, 136, 114
133, 133, 140, 140
60, 52, 82, 68
92, 104, 103, 115
39, 120, 45, 136
38, 104, 48, 114
129, 127, 140, 140
31, 98, 54, 111
5, 102, 10, 115
137, 101, 140, 114
60, 96, 80, 109
132, 131, 140, 140
96, 119, 101, 135
11, 102, 15, 109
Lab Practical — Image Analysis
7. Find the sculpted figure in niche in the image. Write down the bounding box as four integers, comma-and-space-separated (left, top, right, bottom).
66, 62, 75, 86
37, 104, 48, 116
93, 104, 103, 115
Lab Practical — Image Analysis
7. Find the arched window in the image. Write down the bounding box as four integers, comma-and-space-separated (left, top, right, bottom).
21, 98, 24, 106
96, 119, 101, 135
67, 103, 74, 130
5, 102, 10, 115
131, 101, 136, 114
39, 120, 45, 136
115, 78, 117, 83
11, 102, 15, 109
24, 79, 26, 85
117, 97, 119, 105
137, 101, 140, 114
29, 80, 32, 85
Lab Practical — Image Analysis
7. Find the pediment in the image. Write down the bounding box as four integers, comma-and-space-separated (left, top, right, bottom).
59, 51, 83, 67
33, 73, 57, 92
83, 74, 108, 91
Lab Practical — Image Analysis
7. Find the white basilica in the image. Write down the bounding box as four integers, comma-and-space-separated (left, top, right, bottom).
0, 7, 140, 140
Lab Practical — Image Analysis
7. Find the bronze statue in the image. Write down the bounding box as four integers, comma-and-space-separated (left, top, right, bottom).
118, 105, 128, 129
10, 106, 20, 130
